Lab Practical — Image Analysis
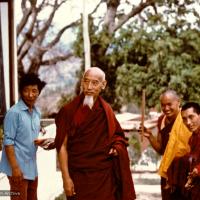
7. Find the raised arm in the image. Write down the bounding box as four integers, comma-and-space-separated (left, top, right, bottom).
139, 126, 162, 154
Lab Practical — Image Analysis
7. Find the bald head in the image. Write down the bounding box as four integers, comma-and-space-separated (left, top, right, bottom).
160, 89, 180, 102
81, 67, 107, 106
159, 89, 180, 120
83, 67, 106, 81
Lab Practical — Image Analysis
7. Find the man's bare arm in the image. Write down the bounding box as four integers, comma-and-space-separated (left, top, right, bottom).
139, 127, 162, 154
57, 135, 75, 197
148, 130, 162, 154
5, 145, 23, 181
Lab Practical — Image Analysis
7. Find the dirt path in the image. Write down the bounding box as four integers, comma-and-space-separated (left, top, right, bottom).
133, 172, 161, 200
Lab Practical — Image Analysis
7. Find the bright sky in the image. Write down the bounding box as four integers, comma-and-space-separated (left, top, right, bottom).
15, 0, 200, 29
15, 0, 106, 44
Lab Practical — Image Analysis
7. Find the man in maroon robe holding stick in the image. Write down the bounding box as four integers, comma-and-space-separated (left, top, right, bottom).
54, 67, 136, 200
140, 90, 186, 200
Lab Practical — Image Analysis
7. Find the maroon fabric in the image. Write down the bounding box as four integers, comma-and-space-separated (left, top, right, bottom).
185, 130, 200, 200
167, 129, 200, 200
55, 94, 136, 200
157, 115, 185, 200
8, 176, 38, 200
157, 115, 174, 155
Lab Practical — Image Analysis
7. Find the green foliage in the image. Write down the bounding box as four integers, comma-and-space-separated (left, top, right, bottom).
115, 27, 200, 108
72, 0, 200, 110
128, 133, 141, 165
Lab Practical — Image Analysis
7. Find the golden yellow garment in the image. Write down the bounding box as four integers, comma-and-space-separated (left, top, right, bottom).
158, 112, 192, 179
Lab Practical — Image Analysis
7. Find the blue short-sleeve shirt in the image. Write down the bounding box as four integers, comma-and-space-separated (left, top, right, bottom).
0, 99, 41, 180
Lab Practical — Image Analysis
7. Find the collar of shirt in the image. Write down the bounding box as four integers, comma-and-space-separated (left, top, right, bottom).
18, 98, 40, 114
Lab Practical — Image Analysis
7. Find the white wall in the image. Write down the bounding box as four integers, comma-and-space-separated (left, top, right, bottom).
0, 3, 10, 109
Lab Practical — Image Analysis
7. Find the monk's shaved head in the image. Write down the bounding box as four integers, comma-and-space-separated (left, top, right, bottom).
159, 89, 180, 120
83, 67, 106, 81
160, 89, 180, 101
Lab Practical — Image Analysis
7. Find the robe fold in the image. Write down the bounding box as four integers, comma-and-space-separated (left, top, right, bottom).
55, 94, 136, 200
158, 112, 191, 179
157, 115, 173, 200
157, 115, 186, 200
167, 129, 200, 200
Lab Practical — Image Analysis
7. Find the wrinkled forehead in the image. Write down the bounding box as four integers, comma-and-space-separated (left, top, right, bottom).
83, 69, 105, 81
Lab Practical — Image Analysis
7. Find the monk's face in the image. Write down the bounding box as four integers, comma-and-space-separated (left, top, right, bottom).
160, 93, 180, 120
182, 107, 200, 133
81, 69, 107, 101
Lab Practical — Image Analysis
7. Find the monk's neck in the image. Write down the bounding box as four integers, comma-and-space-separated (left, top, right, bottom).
165, 115, 177, 124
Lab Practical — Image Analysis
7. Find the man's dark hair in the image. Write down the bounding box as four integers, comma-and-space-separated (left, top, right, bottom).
181, 102, 200, 114
19, 73, 46, 94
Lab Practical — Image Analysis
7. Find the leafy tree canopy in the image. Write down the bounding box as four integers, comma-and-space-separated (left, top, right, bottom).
115, 27, 200, 110
16, 0, 200, 111
73, 0, 200, 110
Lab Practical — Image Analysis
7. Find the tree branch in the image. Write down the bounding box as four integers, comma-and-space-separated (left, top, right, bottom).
45, 20, 80, 49
89, 0, 104, 16
113, 0, 155, 32
17, 1, 38, 54
33, 0, 66, 44
104, 0, 120, 33
17, 7, 32, 36
18, 41, 32, 62
41, 53, 73, 66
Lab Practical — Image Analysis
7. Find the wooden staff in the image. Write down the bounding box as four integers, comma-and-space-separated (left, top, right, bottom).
141, 89, 146, 142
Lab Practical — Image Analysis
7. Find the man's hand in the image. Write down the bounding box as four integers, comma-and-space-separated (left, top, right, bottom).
138, 124, 152, 139
11, 166, 23, 183
191, 168, 198, 177
63, 177, 76, 197
109, 148, 118, 156
38, 138, 55, 150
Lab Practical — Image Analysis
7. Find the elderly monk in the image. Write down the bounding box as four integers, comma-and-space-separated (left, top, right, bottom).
140, 89, 189, 200
54, 67, 136, 200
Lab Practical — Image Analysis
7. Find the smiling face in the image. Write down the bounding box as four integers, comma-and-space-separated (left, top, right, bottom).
160, 92, 180, 120
21, 85, 39, 109
181, 107, 200, 133
81, 67, 107, 101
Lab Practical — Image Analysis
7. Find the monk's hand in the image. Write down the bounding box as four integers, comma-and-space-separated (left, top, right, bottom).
191, 168, 198, 177
185, 173, 194, 190
41, 138, 55, 150
138, 124, 152, 139
63, 177, 76, 197
109, 148, 118, 156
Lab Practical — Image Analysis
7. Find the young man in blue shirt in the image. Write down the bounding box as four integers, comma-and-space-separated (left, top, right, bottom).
0, 73, 46, 200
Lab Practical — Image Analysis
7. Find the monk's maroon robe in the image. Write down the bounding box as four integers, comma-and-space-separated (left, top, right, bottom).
55, 94, 136, 200
157, 115, 185, 200
167, 128, 200, 200
188, 129, 200, 200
